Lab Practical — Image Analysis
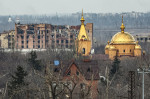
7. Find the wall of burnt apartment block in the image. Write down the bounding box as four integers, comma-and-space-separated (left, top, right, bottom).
15, 23, 93, 49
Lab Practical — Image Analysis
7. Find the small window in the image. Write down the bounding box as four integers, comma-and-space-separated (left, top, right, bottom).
38, 40, 40, 43
38, 45, 40, 48
54, 68, 59, 72
130, 49, 131, 52
27, 45, 28, 48
22, 46, 24, 48
27, 35, 29, 39
137, 38, 139, 40
57, 40, 59, 43
38, 35, 40, 39
66, 40, 68, 43
82, 48, 85, 54
140, 38, 143, 40
22, 41, 24, 44
76, 71, 79, 76
123, 49, 125, 52
67, 70, 71, 75
87, 68, 90, 72
61, 40, 64, 43
70, 35, 73, 39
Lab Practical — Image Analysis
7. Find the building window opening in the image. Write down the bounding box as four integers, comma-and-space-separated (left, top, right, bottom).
87, 68, 90, 72
130, 49, 131, 52
67, 70, 71, 76
76, 71, 79, 76
123, 49, 125, 52
82, 48, 85, 54
66, 40, 68, 43
54, 68, 59, 72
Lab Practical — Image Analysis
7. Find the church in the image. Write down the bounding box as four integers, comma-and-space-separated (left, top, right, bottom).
105, 16, 142, 59
76, 10, 91, 56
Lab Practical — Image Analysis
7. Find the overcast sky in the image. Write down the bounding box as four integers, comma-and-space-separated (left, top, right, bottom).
0, 0, 150, 15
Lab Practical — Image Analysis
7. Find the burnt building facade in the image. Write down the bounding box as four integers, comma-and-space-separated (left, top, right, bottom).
15, 23, 93, 49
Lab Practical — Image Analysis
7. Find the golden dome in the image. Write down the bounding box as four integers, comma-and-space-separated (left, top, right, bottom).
135, 41, 141, 49
110, 15, 136, 44
105, 40, 110, 49
111, 32, 136, 44
109, 45, 116, 50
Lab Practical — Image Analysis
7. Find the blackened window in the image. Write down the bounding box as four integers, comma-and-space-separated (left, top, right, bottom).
57, 40, 59, 43
27, 35, 29, 39
56, 35, 59, 38
145, 38, 147, 41
66, 40, 68, 43
27, 41, 28, 44
54, 68, 59, 72
130, 49, 131, 52
21, 36, 24, 39
140, 38, 143, 40
38, 40, 40, 43
76, 71, 79, 76
137, 38, 139, 40
61, 40, 64, 43
22, 46, 24, 48
67, 70, 71, 75
70, 35, 73, 39
27, 45, 28, 48
38, 45, 40, 48
38, 35, 40, 39
22, 41, 24, 44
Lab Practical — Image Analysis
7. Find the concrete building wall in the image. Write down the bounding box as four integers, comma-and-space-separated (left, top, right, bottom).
0, 30, 15, 49
15, 23, 93, 49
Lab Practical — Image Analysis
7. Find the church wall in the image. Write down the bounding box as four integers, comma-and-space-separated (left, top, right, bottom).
109, 49, 117, 59
77, 40, 91, 56
113, 44, 135, 57
134, 49, 141, 56
85, 23, 93, 47
105, 48, 109, 54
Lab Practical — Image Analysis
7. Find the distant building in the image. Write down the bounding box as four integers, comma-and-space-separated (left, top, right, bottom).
15, 23, 93, 49
105, 16, 142, 59
134, 34, 150, 42
0, 30, 15, 49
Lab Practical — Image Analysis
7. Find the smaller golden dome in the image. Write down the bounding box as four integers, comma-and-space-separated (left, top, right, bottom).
105, 40, 110, 49
109, 45, 116, 50
135, 41, 141, 49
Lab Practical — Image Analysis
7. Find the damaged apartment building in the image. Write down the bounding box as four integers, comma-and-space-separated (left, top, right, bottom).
15, 23, 93, 49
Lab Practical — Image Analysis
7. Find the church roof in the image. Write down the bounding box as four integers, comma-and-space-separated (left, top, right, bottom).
77, 9, 89, 41
110, 16, 136, 44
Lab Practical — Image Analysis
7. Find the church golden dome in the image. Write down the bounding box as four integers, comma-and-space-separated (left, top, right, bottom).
109, 45, 116, 50
105, 40, 110, 49
110, 16, 136, 44
111, 32, 136, 44
135, 41, 141, 49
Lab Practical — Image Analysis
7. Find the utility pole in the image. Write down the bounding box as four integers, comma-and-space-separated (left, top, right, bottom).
137, 68, 150, 99
128, 71, 136, 99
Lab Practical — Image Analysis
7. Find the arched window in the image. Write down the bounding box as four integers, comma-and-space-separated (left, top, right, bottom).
123, 49, 125, 52
82, 48, 85, 54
